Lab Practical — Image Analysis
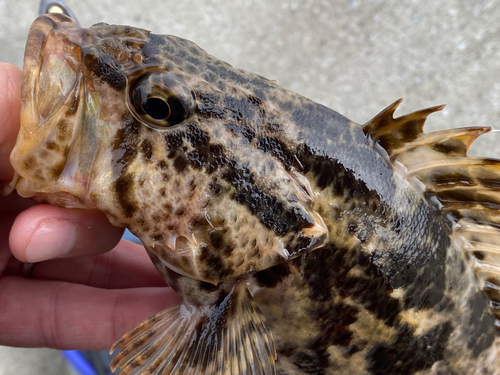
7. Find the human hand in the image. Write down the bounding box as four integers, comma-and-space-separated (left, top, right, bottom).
0, 62, 181, 350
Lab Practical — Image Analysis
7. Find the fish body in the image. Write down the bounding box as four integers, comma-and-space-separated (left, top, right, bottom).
5, 13, 500, 374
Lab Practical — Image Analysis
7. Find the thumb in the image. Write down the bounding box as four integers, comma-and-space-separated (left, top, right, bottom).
0, 62, 22, 182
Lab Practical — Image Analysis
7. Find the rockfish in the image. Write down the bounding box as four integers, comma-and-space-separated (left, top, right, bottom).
5, 13, 500, 375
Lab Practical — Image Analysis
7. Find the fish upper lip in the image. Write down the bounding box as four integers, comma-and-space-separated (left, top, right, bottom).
21, 13, 83, 128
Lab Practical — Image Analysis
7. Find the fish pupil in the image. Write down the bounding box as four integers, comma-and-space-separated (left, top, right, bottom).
142, 97, 171, 120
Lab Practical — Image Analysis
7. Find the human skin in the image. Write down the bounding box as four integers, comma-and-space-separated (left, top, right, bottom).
0, 62, 181, 350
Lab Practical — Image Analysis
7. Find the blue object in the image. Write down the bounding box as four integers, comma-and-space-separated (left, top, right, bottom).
122, 229, 142, 244
62, 351, 98, 375
62, 350, 114, 375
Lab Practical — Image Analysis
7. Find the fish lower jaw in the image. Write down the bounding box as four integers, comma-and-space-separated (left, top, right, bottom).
30, 191, 90, 209
6, 172, 93, 209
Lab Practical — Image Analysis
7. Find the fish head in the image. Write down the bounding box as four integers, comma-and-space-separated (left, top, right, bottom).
9, 13, 328, 284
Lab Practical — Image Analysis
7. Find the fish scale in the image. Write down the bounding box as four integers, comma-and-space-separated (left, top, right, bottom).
3, 12, 500, 374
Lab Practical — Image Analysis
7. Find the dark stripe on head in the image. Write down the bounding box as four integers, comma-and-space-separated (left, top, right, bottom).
256, 136, 295, 170
114, 172, 138, 218
185, 123, 209, 147
112, 114, 141, 171
83, 48, 127, 91
221, 164, 315, 237
112, 114, 141, 217
297, 144, 377, 198
164, 131, 183, 155
206, 63, 248, 86
164, 125, 227, 173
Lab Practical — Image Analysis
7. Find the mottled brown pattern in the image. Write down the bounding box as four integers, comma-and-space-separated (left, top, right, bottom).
6, 12, 500, 375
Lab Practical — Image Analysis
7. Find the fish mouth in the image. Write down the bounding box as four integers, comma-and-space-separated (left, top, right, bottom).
7, 13, 93, 206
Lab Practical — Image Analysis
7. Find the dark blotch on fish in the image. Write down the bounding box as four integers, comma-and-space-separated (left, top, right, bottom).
297, 144, 376, 198
112, 114, 140, 171
466, 293, 496, 358
114, 172, 138, 218
257, 136, 295, 170
195, 92, 226, 119
199, 243, 232, 281
304, 244, 402, 326
140, 139, 153, 161
367, 322, 453, 375
222, 164, 313, 236
225, 122, 255, 143
83, 49, 126, 91
255, 262, 291, 288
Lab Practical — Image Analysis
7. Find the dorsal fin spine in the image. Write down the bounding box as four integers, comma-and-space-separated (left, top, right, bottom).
366, 100, 500, 333
363, 99, 446, 154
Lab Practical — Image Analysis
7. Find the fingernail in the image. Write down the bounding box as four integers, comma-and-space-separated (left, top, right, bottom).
25, 220, 77, 262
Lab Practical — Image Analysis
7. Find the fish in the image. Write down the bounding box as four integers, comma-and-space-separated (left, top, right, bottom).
4, 12, 500, 374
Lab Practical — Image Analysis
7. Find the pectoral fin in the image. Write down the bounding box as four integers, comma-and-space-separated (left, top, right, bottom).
110, 284, 276, 375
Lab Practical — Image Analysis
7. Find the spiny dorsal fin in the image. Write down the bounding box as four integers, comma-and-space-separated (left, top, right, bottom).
363, 99, 445, 155
110, 283, 276, 375
391, 126, 490, 160
365, 99, 500, 330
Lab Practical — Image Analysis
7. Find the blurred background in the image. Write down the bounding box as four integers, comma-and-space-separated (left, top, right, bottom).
0, 0, 499, 374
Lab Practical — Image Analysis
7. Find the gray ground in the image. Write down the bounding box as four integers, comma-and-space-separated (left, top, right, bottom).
0, 0, 499, 374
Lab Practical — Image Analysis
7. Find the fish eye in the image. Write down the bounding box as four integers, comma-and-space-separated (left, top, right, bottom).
142, 97, 170, 120
129, 71, 194, 129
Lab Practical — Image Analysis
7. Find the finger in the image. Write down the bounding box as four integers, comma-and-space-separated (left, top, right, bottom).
0, 62, 22, 182
0, 194, 36, 274
26, 240, 166, 289
10, 204, 124, 263
0, 276, 182, 350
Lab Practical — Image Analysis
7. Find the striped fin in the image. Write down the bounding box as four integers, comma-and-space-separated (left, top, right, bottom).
110, 284, 276, 375
363, 98, 446, 154
364, 99, 500, 328
460, 224, 500, 323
